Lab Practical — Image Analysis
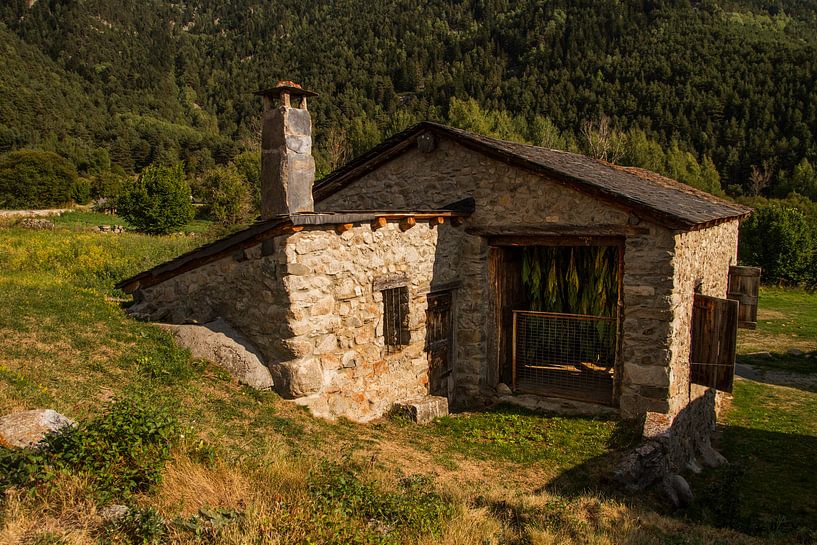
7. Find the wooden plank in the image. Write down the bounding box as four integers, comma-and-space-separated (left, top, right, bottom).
690, 294, 738, 392
728, 265, 761, 329
486, 235, 626, 248
373, 273, 409, 291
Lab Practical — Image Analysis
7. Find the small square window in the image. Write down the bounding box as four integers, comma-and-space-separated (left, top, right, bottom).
382, 286, 410, 348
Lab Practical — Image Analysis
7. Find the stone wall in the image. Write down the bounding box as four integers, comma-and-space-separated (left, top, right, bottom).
667, 221, 739, 414
129, 241, 292, 364
277, 221, 465, 421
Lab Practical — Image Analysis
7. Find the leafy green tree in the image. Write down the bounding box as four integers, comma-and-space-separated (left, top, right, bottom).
200, 165, 253, 226
117, 164, 194, 234
231, 151, 261, 211
786, 158, 817, 200
739, 203, 815, 285
0, 150, 77, 209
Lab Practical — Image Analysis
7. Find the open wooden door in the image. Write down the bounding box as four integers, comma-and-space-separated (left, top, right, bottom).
690, 294, 739, 392
728, 266, 761, 329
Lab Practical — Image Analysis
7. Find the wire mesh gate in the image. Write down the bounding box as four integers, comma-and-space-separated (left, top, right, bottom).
512, 311, 616, 404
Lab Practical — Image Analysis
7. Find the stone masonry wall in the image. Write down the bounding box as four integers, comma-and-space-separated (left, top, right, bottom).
318, 135, 685, 416
667, 220, 740, 415
129, 241, 292, 364
278, 221, 465, 421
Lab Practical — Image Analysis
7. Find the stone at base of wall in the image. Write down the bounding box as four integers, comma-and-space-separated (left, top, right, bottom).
614, 387, 726, 493
393, 396, 449, 424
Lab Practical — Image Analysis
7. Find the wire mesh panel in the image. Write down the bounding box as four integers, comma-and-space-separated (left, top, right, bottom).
513, 311, 616, 404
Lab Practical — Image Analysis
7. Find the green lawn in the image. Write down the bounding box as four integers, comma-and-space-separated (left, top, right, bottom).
737, 286, 817, 373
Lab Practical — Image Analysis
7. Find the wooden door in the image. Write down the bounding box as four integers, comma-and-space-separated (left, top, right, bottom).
728, 265, 761, 329
426, 291, 453, 396
690, 294, 739, 392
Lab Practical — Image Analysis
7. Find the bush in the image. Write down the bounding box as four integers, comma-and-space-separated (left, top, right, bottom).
739, 201, 815, 284
71, 177, 92, 204
0, 399, 178, 501
0, 150, 78, 209
200, 164, 253, 225
117, 164, 194, 234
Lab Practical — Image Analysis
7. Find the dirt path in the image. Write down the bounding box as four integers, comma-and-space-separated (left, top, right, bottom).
736, 363, 817, 389
0, 209, 71, 219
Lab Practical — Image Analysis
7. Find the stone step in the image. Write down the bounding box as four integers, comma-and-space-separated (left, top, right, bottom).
393, 396, 449, 424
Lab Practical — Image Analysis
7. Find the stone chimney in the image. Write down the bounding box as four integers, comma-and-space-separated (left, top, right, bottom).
256, 81, 318, 219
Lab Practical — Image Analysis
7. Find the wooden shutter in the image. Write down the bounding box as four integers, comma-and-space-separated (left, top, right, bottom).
728, 266, 761, 329
690, 294, 738, 392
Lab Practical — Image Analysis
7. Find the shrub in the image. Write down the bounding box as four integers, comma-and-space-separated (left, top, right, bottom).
70, 177, 92, 204
117, 164, 194, 234
200, 164, 253, 225
0, 150, 78, 209
0, 399, 178, 501
739, 202, 815, 284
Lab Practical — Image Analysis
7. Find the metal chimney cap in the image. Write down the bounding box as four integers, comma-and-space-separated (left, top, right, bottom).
255, 80, 318, 98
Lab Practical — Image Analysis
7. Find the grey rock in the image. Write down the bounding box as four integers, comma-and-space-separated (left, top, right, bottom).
662, 478, 680, 508
393, 396, 449, 424
496, 383, 513, 396
269, 357, 323, 398
100, 504, 130, 522
685, 457, 704, 475
787, 348, 805, 357
160, 318, 273, 390
698, 443, 728, 468
0, 409, 75, 448
667, 473, 694, 507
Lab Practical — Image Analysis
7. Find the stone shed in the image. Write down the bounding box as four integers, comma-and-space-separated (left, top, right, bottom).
119, 82, 754, 425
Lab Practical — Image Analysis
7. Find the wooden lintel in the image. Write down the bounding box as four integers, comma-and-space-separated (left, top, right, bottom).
487, 235, 626, 248
469, 224, 649, 239
399, 217, 417, 231
336, 223, 354, 234
371, 216, 388, 230
373, 273, 409, 291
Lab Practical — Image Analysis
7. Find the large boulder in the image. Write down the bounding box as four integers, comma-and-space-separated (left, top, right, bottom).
268, 358, 323, 398
160, 318, 273, 390
0, 409, 75, 448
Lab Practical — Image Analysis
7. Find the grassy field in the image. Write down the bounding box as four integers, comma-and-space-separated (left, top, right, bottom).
736, 286, 817, 373
0, 220, 815, 544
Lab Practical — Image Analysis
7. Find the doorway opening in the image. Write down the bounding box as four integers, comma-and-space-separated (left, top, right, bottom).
491, 239, 623, 405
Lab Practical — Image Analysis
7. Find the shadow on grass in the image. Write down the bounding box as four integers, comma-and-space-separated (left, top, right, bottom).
687, 425, 817, 543
544, 419, 817, 543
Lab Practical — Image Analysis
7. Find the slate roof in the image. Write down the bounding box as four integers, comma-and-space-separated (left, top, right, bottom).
314, 122, 752, 231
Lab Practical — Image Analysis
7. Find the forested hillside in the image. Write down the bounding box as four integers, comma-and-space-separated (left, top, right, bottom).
2, 0, 817, 196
